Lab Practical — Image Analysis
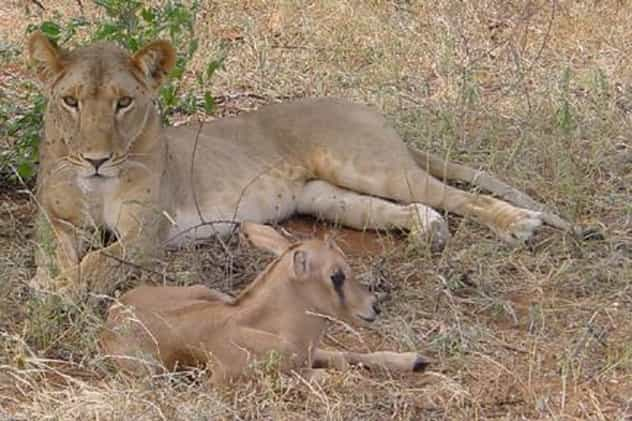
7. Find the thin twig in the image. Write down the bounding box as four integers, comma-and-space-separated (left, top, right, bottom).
101, 252, 178, 283
213, 92, 267, 104
493, 0, 557, 105
190, 121, 206, 226
28, 0, 45, 11
161, 219, 240, 247
230, 158, 284, 223
188, 120, 232, 256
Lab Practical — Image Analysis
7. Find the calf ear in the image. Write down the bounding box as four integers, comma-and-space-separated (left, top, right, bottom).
240, 222, 291, 256
27, 32, 65, 87
131, 40, 176, 90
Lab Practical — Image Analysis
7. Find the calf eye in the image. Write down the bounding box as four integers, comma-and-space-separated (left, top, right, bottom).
331, 270, 345, 289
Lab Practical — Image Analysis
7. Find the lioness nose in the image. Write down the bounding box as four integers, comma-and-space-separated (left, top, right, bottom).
372, 302, 381, 315
82, 154, 112, 171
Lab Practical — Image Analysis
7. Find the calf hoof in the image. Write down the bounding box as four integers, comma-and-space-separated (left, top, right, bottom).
413, 356, 430, 372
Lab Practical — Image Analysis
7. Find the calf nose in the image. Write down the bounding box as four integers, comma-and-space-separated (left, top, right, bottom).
82, 154, 112, 171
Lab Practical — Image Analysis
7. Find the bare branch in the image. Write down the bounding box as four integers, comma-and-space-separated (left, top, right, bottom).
101, 252, 178, 284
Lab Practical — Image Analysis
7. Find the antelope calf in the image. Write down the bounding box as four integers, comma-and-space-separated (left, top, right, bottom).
100, 223, 428, 383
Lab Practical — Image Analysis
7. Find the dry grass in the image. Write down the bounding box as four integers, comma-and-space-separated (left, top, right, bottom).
1, 0, 631, 419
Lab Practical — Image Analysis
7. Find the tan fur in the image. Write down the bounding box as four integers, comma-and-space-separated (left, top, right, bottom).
27, 33, 573, 293
100, 224, 428, 382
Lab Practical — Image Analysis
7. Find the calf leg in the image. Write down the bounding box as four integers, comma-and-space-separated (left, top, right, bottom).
312, 348, 429, 372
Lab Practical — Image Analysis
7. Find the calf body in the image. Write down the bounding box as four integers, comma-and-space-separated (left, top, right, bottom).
100, 224, 427, 382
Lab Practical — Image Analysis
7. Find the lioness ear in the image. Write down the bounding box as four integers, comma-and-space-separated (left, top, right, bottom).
27, 32, 64, 87
132, 40, 176, 90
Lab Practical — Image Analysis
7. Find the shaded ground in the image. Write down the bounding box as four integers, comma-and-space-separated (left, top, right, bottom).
1, 1, 631, 420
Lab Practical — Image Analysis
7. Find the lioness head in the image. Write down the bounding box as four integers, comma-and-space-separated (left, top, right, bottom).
28, 33, 176, 178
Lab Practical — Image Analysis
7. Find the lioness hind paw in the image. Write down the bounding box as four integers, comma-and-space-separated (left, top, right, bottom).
501, 209, 544, 245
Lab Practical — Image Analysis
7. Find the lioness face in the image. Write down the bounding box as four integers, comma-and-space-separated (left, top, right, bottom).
28, 33, 175, 179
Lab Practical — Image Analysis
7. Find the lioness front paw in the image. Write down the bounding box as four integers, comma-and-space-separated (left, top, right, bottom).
408, 204, 450, 251
495, 208, 544, 245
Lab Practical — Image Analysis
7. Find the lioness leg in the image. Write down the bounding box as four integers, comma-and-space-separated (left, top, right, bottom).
53, 202, 164, 295
297, 180, 449, 249
312, 348, 428, 372
31, 215, 82, 291
314, 156, 544, 245
406, 147, 573, 233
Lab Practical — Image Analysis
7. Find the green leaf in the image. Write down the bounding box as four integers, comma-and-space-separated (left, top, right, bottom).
127, 38, 139, 52
93, 22, 120, 41
203, 92, 215, 114
40, 22, 62, 40
17, 162, 34, 179
196, 71, 204, 87
188, 38, 199, 58
170, 66, 185, 79
206, 58, 224, 79
160, 84, 177, 107
140, 7, 156, 23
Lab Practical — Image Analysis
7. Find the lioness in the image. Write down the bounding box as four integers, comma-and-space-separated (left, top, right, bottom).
27, 32, 572, 293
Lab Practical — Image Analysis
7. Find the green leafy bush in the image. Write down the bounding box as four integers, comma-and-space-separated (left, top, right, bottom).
1, 0, 223, 180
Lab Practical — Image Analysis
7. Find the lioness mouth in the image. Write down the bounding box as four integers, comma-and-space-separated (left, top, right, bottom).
357, 314, 376, 323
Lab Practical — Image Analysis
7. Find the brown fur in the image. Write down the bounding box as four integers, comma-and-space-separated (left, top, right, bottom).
100, 223, 428, 382
27, 33, 573, 293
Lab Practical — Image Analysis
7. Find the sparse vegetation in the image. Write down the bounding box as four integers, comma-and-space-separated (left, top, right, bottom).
0, 1, 631, 420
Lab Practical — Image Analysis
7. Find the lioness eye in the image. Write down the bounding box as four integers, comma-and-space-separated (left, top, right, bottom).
62, 96, 78, 108
331, 270, 345, 289
116, 96, 133, 110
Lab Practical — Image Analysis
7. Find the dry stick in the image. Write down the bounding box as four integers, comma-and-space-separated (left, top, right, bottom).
175, 120, 239, 284
28, 0, 45, 10
101, 252, 178, 284
188, 121, 232, 258
179, 119, 280, 281
229, 159, 283, 224
190, 121, 205, 226
221, 156, 285, 282
213, 92, 267, 104
161, 219, 241, 247
494, 0, 557, 105
179, 120, 286, 267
